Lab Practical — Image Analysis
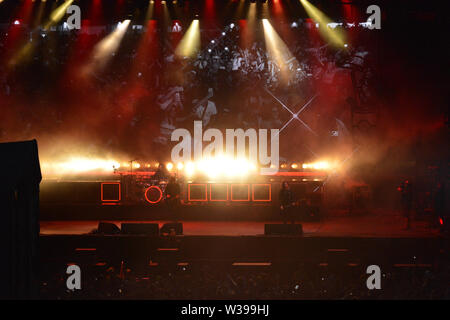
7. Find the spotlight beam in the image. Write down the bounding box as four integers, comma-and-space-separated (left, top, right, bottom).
9, 0, 74, 67
82, 20, 131, 75
44, 0, 74, 30
300, 0, 346, 47
262, 19, 298, 83
175, 20, 200, 58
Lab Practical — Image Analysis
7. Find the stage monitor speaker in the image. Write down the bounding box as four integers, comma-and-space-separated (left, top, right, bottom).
121, 223, 159, 236
264, 224, 303, 236
97, 222, 121, 234
160, 223, 183, 235
0, 140, 41, 299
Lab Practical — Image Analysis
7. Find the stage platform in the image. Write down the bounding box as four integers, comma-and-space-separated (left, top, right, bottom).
40, 212, 441, 238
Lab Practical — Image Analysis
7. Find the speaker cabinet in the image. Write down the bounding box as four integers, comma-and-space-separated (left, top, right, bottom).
97, 222, 121, 234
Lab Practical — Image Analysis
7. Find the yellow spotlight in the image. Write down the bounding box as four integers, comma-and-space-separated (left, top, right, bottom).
262, 19, 297, 82
146, 0, 155, 20
133, 162, 141, 169
175, 19, 200, 58
82, 19, 131, 75
247, 2, 257, 23
146, 163, 151, 168
166, 162, 174, 171
43, 0, 74, 30
280, 163, 287, 169
300, 0, 346, 47
291, 163, 298, 169
177, 162, 184, 170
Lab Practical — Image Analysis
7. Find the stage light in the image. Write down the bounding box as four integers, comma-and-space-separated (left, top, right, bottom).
41, 158, 121, 175
44, 0, 74, 30
230, 23, 235, 29
180, 157, 258, 178
13, 20, 20, 25
302, 161, 331, 170
166, 162, 174, 171
177, 162, 184, 170
299, 0, 346, 47
247, 2, 257, 24
291, 163, 298, 169
133, 162, 141, 169
262, 19, 297, 83
82, 19, 130, 74
185, 162, 196, 177
175, 19, 200, 58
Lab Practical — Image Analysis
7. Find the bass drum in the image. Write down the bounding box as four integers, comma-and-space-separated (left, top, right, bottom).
143, 184, 165, 204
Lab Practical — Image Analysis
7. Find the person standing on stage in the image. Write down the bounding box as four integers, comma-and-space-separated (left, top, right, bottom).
165, 176, 181, 221
279, 181, 295, 224
400, 180, 413, 230
153, 163, 169, 183
434, 181, 446, 231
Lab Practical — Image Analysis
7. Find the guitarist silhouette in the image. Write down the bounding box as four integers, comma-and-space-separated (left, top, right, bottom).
279, 181, 296, 224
